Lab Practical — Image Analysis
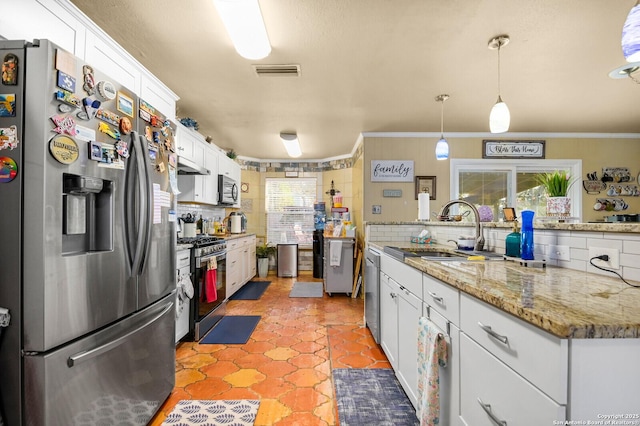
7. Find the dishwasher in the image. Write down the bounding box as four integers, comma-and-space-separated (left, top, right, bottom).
365, 247, 381, 343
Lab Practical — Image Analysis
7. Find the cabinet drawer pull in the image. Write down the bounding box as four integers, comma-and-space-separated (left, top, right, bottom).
428, 291, 444, 303
477, 398, 507, 425
390, 292, 397, 299
478, 322, 509, 344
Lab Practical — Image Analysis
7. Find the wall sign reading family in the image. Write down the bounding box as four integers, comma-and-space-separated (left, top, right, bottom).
483, 140, 545, 159
371, 160, 414, 182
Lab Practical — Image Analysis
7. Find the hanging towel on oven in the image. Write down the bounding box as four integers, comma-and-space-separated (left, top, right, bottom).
417, 316, 448, 426
329, 239, 342, 266
202, 257, 218, 303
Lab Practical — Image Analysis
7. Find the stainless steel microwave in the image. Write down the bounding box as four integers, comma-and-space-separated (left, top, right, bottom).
218, 174, 238, 205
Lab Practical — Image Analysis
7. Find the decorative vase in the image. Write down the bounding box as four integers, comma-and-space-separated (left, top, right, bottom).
258, 257, 269, 278
546, 196, 571, 217
520, 210, 535, 260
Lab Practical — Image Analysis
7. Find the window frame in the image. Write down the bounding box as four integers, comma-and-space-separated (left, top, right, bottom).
265, 177, 318, 247
450, 159, 583, 220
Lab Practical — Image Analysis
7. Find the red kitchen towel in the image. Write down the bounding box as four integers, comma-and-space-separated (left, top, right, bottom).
203, 268, 218, 303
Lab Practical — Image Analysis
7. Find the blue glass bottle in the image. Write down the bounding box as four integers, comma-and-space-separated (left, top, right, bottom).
520, 210, 535, 260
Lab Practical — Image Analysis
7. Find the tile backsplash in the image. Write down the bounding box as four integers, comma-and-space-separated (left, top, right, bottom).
366, 223, 640, 282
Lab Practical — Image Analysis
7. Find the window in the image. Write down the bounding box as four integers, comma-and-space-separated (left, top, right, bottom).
451, 159, 582, 220
266, 178, 317, 246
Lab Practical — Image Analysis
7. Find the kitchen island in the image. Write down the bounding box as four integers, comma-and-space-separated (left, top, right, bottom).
366, 225, 640, 424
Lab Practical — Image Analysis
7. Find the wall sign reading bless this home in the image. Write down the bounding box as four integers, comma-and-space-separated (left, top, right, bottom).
371, 160, 414, 182
483, 140, 545, 159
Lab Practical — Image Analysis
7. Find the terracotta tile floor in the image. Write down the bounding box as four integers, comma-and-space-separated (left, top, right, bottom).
149, 272, 390, 425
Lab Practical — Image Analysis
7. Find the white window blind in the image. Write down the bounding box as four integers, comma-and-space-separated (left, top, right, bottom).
266, 178, 316, 247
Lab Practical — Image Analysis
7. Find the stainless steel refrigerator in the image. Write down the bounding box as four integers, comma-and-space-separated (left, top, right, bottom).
0, 39, 177, 425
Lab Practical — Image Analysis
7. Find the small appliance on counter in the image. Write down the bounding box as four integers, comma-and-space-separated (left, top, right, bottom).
225, 211, 247, 234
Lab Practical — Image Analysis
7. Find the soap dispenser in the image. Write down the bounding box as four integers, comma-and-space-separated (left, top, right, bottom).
505, 220, 521, 258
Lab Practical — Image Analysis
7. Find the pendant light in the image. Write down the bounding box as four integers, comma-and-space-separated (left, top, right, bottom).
488, 35, 510, 133
434, 94, 450, 161
622, 1, 640, 62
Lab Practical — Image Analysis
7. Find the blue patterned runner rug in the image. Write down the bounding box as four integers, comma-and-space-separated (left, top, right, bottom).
333, 368, 419, 425
162, 400, 259, 425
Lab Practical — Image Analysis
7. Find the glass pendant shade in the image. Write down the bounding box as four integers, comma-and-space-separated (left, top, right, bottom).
435, 138, 449, 160
490, 96, 510, 133
622, 2, 640, 62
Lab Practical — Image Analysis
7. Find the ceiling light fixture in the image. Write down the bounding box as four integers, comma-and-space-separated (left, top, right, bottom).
435, 94, 450, 161
622, 1, 640, 62
488, 35, 511, 133
213, 0, 271, 60
280, 132, 302, 158
608, 61, 640, 84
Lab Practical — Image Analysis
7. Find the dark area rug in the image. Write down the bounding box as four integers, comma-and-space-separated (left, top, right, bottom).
333, 368, 418, 426
229, 281, 271, 300
199, 316, 261, 344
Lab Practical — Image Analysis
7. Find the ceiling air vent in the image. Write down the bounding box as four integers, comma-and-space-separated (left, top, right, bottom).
253, 64, 301, 77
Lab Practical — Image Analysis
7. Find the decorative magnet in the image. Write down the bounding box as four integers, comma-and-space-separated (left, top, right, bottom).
0, 94, 16, 117
139, 99, 156, 116
58, 104, 74, 113
49, 134, 79, 164
2, 54, 18, 85
115, 139, 129, 158
98, 122, 120, 140
164, 137, 173, 152
168, 153, 176, 168
152, 131, 160, 145
95, 109, 120, 126
117, 92, 134, 117
148, 146, 158, 161
0, 125, 19, 150
119, 117, 132, 135
156, 161, 165, 173
0, 156, 18, 183
150, 115, 159, 127
56, 71, 76, 92
161, 125, 169, 137
96, 81, 116, 101
55, 49, 75, 75
82, 65, 95, 95
50, 114, 78, 136
82, 97, 101, 120
145, 126, 152, 141
139, 108, 151, 123
54, 90, 81, 108
89, 140, 102, 160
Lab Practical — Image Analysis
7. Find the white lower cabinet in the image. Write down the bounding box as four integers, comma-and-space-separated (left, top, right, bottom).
459, 333, 565, 425
396, 281, 422, 408
379, 271, 398, 369
225, 235, 256, 298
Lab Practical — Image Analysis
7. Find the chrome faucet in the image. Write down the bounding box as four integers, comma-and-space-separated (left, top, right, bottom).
438, 200, 485, 251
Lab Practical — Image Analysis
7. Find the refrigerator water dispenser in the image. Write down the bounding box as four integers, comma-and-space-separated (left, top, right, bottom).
62, 173, 113, 255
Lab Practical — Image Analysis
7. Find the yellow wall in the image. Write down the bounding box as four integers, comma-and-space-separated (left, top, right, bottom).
362, 136, 640, 223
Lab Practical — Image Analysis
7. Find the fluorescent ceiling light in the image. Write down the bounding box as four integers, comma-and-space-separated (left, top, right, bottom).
213, 0, 271, 60
280, 133, 302, 158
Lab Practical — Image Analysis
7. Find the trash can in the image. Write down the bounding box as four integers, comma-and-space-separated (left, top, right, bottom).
277, 243, 298, 277
313, 230, 324, 278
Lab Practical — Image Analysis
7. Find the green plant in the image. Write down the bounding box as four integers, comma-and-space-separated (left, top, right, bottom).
256, 243, 277, 258
227, 149, 237, 159
535, 170, 577, 197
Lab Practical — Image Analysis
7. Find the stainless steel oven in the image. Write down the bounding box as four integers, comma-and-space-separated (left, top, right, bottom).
177, 236, 227, 341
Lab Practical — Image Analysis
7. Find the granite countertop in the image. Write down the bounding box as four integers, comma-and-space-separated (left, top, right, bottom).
369, 241, 640, 339
222, 233, 256, 240
364, 220, 640, 233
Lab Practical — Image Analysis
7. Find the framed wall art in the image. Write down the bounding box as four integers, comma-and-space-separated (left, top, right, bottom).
415, 176, 436, 200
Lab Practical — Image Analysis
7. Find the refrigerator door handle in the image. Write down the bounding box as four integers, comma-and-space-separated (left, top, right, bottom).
129, 131, 148, 276
66, 299, 174, 367
138, 133, 153, 273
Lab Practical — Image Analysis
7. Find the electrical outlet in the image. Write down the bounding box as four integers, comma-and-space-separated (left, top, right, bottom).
588, 247, 620, 270
549, 245, 570, 261
372, 205, 382, 214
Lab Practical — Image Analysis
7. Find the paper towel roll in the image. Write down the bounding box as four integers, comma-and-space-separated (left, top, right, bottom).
418, 192, 430, 220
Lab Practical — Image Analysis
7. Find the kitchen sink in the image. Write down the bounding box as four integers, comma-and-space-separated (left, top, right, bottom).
383, 246, 504, 262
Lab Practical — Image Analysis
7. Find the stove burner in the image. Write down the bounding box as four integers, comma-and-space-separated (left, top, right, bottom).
177, 235, 223, 247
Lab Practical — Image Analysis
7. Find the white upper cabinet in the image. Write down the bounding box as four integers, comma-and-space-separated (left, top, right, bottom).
3, 0, 178, 118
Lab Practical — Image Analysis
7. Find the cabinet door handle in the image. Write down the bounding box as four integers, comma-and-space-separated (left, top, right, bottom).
428, 291, 444, 303
478, 322, 509, 344
389, 292, 397, 299
477, 398, 507, 425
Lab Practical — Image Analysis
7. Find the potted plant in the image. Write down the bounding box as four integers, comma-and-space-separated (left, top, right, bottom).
256, 243, 277, 277
536, 170, 577, 217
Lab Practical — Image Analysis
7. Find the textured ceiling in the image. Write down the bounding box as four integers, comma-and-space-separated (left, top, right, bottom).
70, 0, 640, 160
